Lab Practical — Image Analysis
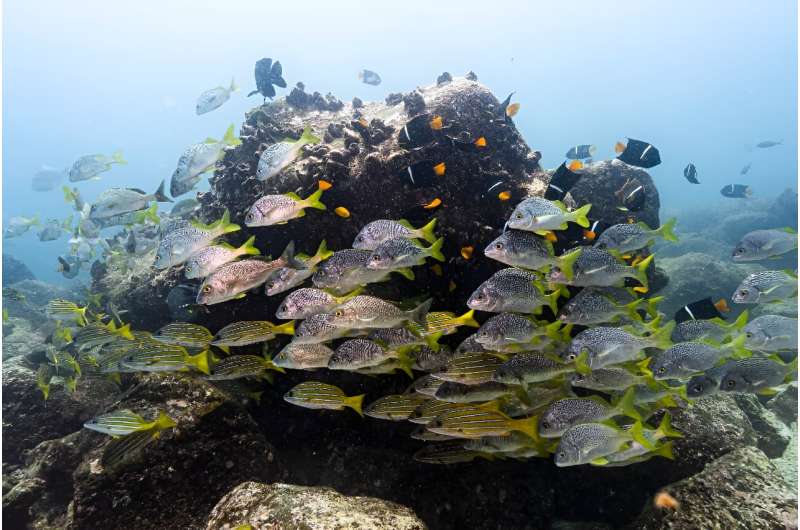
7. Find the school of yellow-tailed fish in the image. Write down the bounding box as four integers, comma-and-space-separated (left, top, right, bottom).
13, 64, 798, 470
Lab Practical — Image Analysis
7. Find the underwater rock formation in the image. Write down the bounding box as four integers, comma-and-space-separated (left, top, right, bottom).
2, 254, 35, 285
207, 482, 427, 530
733, 394, 793, 458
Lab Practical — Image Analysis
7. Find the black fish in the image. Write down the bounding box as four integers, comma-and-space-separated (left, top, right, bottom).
674, 297, 725, 324
615, 138, 661, 168
403, 160, 445, 188
247, 58, 287, 100
614, 177, 646, 211
565, 144, 597, 160
358, 69, 382, 86
398, 114, 436, 149
167, 284, 200, 321
683, 163, 699, 184
545, 163, 583, 201
740, 163, 751, 175
720, 184, 752, 199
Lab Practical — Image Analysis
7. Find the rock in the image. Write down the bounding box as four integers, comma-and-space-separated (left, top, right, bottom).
2, 254, 35, 285
3, 279, 85, 328
767, 383, 798, 425
2, 317, 49, 359
465, 71, 478, 81
286, 83, 344, 112
772, 422, 798, 491
206, 482, 427, 530
733, 394, 792, 458
627, 447, 797, 530
436, 72, 452, 85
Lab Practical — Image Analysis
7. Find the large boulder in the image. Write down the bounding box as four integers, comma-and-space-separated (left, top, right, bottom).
206, 482, 427, 530
733, 394, 792, 458
2, 254, 35, 285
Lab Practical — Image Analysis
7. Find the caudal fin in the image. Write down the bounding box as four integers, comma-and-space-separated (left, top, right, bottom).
409, 299, 433, 329
237, 235, 260, 256
655, 411, 683, 439
453, 309, 480, 329
302, 187, 327, 211
222, 124, 242, 147
632, 254, 654, 291
111, 150, 127, 165
153, 180, 173, 203
229, 78, 239, 93
656, 217, 678, 242
187, 350, 211, 375
615, 387, 641, 421
299, 126, 321, 146
556, 248, 582, 281
570, 204, 592, 228
426, 237, 446, 262
345, 394, 365, 417
418, 218, 438, 244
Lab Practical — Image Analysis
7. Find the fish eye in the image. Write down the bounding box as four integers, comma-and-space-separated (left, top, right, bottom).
267, 282, 274, 289
371, 254, 380, 261
557, 451, 566, 460
335, 310, 343, 317
541, 421, 550, 429
476, 293, 485, 300
745, 332, 753, 338
495, 243, 503, 250
356, 235, 363, 242
693, 384, 703, 393
566, 353, 576, 361
658, 367, 666, 374
515, 213, 523, 219
202, 285, 212, 293
726, 380, 736, 388
740, 289, 749, 295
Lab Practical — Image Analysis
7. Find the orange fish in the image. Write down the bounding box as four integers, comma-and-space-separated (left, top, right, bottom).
653, 491, 679, 510
461, 246, 474, 260
334, 207, 351, 218
714, 298, 730, 313
318, 180, 333, 191
506, 102, 520, 117
582, 230, 596, 241
543, 231, 558, 242
568, 160, 584, 171
615, 141, 627, 154
423, 198, 442, 210
433, 162, 446, 176
498, 191, 511, 201
474, 136, 487, 148
430, 115, 443, 130
633, 286, 649, 294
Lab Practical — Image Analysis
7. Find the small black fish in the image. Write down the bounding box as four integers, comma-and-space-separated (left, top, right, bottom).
614, 178, 646, 211
740, 162, 752, 175
565, 145, 597, 160
615, 138, 661, 168
398, 114, 437, 149
403, 160, 445, 188
720, 184, 752, 199
683, 163, 699, 184
358, 69, 382, 86
545, 163, 583, 201
247, 58, 287, 100
674, 297, 725, 324
167, 284, 200, 321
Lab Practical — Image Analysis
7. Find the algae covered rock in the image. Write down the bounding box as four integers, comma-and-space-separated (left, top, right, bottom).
206, 481, 427, 530
2, 254, 35, 285
733, 393, 792, 458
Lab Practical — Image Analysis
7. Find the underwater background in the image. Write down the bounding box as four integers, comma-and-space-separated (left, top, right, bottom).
2, 1, 799, 530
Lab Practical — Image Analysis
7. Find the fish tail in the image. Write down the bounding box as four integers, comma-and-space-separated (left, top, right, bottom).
116, 323, 134, 340
273, 320, 296, 336
655, 411, 683, 439
556, 247, 582, 281
345, 394, 365, 417
394, 267, 415, 281
222, 124, 242, 147
336, 287, 364, 304
409, 299, 433, 329
30, 214, 41, 227
229, 77, 238, 93
424, 331, 444, 351
262, 353, 286, 374
154, 411, 177, 431
574, 350, 592, 375
725, 334, 751, 359
187, 350, 211, 375
426, 237, 446, 262
647, 319, 674, 350
303, 187, 327, 211
633, 254, 654, 291
299, 126, 321, 145
309, 239, 333, 265
452, 309, 480, 329
785, 357, 799, 383
656, 217, 678, 242
623, 299, 645, 322
513, 416, 540, 442
218, 209, 241, 235
545, 290, 560, 315
417, 218, 438, 244
570, 204, 592, 228
544, 321, 563, 341
629, 421, 655, 450
238, 235, 260, 256
396, 353, 416, 379
111, 150, 127, 165
153, 180, 173, 203
76, 306, 88, 327
728, 309, 749, 330
615, 387, 641, 421
645, 296, 663, 318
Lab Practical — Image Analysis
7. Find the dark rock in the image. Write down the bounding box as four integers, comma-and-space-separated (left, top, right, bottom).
465, 71, 478, 81
767, 383, 798, 425
286, 84, 344, 112
386, 92, 403, 106
206, 482, 427, 530
627, 447, 797, 530
2, 254, 34, 285
352, 96, 364, 109
436, 72, 453, 85
403, 90, 426, 115
733, 394, 792, 457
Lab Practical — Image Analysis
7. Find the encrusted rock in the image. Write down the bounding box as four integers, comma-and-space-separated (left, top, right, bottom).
733, 394, 792, 458
206, 482, 427, 530
352, 96, 363, 109
403, 90, 425, 115
465, 71, 478, 81
2, 254, 35, 285
767, 383, 798, 425
436, 72, 453, 85
385, 92, 403, 106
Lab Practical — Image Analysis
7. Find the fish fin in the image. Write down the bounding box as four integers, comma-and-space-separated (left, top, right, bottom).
780, 226, 797, 234
513, 416, 540, 442
299, 126, 321, 145
575, 351, 591, 375
153, 180, 172, 203
645, 296, 663, 318
655, 217, 678, 242
570, 203, 592, 228
416, 218, 438, 244
724, 334, 751, 359
545, 291, 560, 315
728, 310, 749, 330
229, 77, 238, 93
262, 353, 286, 374
238, 235, 260, 256
308, 239, 333, 266
395, 267, 415, 281
111, 150, 127, 165
426, 237, 446, 262
655, 411, 683, 439
453, 309, 480, 329
302, 187, 327, 211
556, 248, 582, 281
117, 323, 135, 340
345, 394, 365, 417
222, 124, 242, 147
280, 241, 303, 269
623, 299, 645, 322
424, 331, 443, 351
653, 441, 675, 460
187, 350, 211, 375
633, 253, 654, 290
629, 421, 655, 450
154, 411, 177, 431
409, 299, 433, 329
615, 387, 641, 421
647, 320, 674, 350
590, 457, 610, 466
273, 320, 296, 336
215, 344, 230, 354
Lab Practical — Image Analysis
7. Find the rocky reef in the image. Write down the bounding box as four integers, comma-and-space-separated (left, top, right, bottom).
4, 74, 798, 529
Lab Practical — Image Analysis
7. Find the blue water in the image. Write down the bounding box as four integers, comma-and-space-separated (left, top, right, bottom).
3, 0, 797, 282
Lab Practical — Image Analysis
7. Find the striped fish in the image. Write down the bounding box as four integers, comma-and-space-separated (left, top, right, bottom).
426, 406, 539, 440
152, 322, 214, 349
364, 394, 430, 421
83, 409, 175, 437
283, 381, 364, 416
205, 354, 284, 381
432, 352, 508, 385
211, 320, 295, 347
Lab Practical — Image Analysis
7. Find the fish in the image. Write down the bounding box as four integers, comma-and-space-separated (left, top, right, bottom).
563, 322, 674, 370
152, 322, 214, 349
594, 219, 678, 254
366, 237, 445, 271
412, 374, 446, 397
206, 354, 284, 381
467, 268, 559, 315
170, 124, 241, 196
4, 215, 40, 238
614, 177, 647, 211
413, 441, 491, 464
598, 414, 682, 467
256, 127, 320, 182
353, 218, 438, 250
492, 353, 574, 385
484, 229, 582, 279
463, 431, 542, 454
247, 58, 286, 100
648, 335, 749, 380
397, 114, 441, 149
732, 228, 797, 261
474, 313, 555, 349
334, 207, 350, 218
195, 78, 238, 115
326, 296, 432, 330
69, 151, 127, 182
291, 313, 363, 344
732, 270, 798, 304
404, 160, 446, 187
211, 320, 295, 348
273, 342, 334, 370
614, 138, 661, 168
569, 366, 653, 392
565, 145, 597, 160
674, 297, 727, 323
89, 181, 172, 220
545, 163, 583, 201
31, 165, 67, 192
743, 315, 798, 352
120, 343, 211, 374
154, 210, 241, 269
755, 140, 782, 148
275, 287, 362, 320
683, 163, 699, 184
423, 198, 442, 209
548, 248, 653, 290
450, 135, 488, 153
719, 356, 797, 394
283, 381, 364, 416
245, 183, 327, 227
558, 287, 653, 326
312, 249, 400, 295
99, 429, 160, 469
740, 162, 752, 175
506, 102, 520, 118
364, 394, 430, 421
433, 352, 507, 385
46, 299, 88, 326
539, 389, 640, 438
409, 400, 475, 425
37, 218, 70, 242
671, 311, 748, 343
426, 406, 538, 440
166, 284, 199, 321
171, 198, 201, 218
63, 186, 86, 212
461, 246, 474, 260
434, 381, 513, 403
73, 321, 133, 350
686, 361, 736, 398
506, 197, 591, 235
83, 410, 176, 437
358, 69, 382, 86
720, 184, 752, 198
184, 236, 260, 279
265, 241, 334, 296
328, 339, 395, 370
555, 421, 652, 467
